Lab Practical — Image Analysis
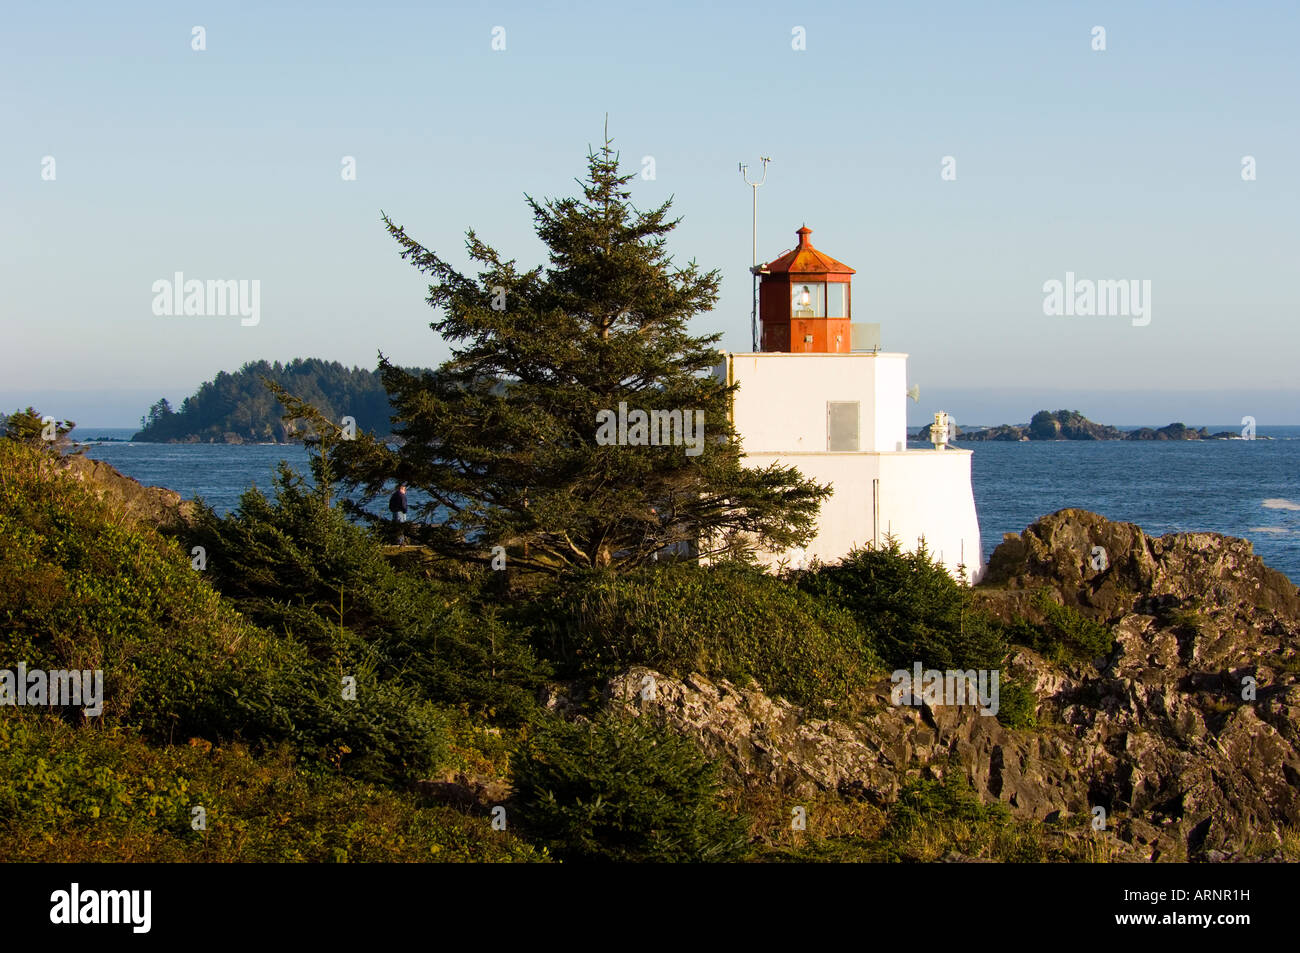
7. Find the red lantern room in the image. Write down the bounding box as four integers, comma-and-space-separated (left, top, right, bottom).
758, 226, 855, 353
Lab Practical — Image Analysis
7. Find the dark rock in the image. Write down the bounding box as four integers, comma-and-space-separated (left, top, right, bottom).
962, 424, 1029, 442
1029, 409, 1124, 441
1124, 423, 1209, 441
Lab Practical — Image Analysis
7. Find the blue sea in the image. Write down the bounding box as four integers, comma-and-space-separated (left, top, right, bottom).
74, 426, 1300, 584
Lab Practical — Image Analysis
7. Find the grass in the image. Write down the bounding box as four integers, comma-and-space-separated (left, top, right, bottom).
0, 713, 545, 863
741, 772, 1105, 863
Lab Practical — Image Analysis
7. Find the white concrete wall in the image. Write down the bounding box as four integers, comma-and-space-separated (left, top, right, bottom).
879, 450, 983, 580
740, 449, 984, 581
714, 350, 984, 582
871, 358, 909, 453
718, 352, 909, 453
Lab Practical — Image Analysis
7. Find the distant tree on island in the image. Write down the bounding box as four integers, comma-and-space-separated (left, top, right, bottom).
1, 406, 77, 452
133, 359, 407, 443
297, 133, 829, 574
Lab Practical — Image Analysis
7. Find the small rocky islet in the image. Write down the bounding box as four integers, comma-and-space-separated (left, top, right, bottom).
916, 409, 1264, 442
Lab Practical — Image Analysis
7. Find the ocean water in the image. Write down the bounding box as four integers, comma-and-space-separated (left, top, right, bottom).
960, 429, 1300, 583
72, 431, 363, 513
74, 427, 1300, 583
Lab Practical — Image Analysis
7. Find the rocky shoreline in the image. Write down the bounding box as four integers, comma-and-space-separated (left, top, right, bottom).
593, 510, 1300, 861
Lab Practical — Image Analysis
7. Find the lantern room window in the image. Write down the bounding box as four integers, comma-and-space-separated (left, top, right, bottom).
827, 282, 848, 318
791, 282, 825, 317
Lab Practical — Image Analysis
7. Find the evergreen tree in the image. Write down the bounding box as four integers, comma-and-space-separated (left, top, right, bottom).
140, 397, 175, 432
325, 133, 829, 574
1, 406, 76, 452
512, 711, 750, 862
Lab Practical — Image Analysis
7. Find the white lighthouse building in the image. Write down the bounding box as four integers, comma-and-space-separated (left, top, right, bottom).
716, 226, 983, 582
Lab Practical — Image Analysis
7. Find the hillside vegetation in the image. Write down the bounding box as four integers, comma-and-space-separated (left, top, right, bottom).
0, 438, 543, 861
9, 429, 1292, 862
3, 431, 1085, 862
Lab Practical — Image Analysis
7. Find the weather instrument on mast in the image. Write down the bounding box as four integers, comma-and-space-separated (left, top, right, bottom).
739, 157, 771, 352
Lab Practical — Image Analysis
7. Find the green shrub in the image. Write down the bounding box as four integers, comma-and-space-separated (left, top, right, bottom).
522, 562, 881, 708
761, 772, 1057, 863
798, 539, 1009, 672
1, 406, 74, 448
995, 678, 1038, 729
512, 711, 749, 862
1003, 591, 1115, 664
875, 773, 1045, 862
190, 466, 548, 723
891, 771, 998, 829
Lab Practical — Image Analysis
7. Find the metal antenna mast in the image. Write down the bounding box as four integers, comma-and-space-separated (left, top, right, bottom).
739, 156, 771, 352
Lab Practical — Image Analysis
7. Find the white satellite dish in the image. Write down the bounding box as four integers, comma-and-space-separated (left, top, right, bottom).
906, 385, 920, 403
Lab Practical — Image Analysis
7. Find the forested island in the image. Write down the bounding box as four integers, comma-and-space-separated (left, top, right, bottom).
917, 409, 1255, 442
132, 358, 416, 443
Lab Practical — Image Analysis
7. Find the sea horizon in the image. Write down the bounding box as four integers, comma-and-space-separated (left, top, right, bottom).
14, 385, 1300, 434
65, 424, 1300, 439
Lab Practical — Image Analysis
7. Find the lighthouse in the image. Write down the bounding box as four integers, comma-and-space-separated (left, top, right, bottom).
716, 226, 984, 581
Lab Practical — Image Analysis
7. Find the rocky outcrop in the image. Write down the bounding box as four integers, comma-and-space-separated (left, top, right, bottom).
965, 424, 1028, 442
1125, 423, 1210, 440
601, 510, 1300, 861
54, 453, 196, 529
1029, 409, 1124, 441
977, 511, 1300, 858
980, 508, 1300, 625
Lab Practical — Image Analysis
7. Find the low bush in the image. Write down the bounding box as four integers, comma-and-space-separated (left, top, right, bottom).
1003, 590, 1115, 664
798, 540, 1009, 672
994, 677, 1038, 729
522, 562, 881, 708
512, 711, 749, 862
764, 773, 1059, 863
190, 465, 548, 724
874, 772, 1045, 861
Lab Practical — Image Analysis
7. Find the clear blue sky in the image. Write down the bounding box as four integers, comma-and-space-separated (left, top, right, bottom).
4, 0, 1298, 426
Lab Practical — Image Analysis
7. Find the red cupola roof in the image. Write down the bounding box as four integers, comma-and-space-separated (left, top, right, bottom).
757, 226, 856, 353
763, 226, 856, 276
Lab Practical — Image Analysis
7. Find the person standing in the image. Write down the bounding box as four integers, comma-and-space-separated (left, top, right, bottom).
388, 483, 408, 544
